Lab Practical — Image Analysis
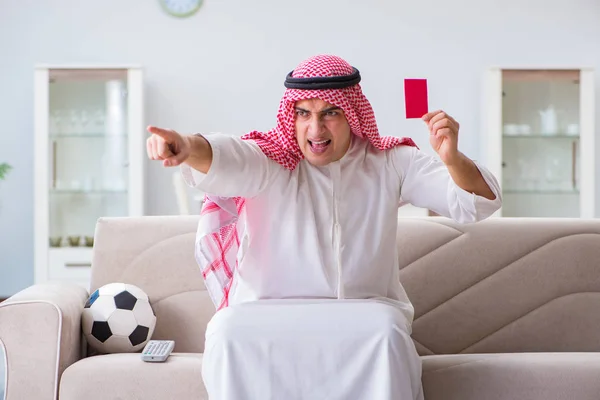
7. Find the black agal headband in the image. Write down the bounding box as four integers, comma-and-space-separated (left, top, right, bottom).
284, 67, 361, 90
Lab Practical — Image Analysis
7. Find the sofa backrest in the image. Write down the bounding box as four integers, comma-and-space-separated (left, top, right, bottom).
91, 216, 210, 353
91, 216, 600, 355
397, 217, 600, 356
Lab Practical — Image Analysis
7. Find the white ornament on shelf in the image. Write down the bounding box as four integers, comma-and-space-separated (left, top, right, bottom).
159, 0, 203, 18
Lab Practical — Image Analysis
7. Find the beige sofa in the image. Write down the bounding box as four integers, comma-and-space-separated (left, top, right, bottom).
2, 215, 600, 399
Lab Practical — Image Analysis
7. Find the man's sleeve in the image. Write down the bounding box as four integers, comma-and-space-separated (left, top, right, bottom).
390, 145, 502, 223
180, 133, 279, 198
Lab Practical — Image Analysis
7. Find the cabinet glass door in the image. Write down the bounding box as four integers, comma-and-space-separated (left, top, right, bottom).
48, 69, 130, 248
0, 342, 5, 400
501, 70, 581, 217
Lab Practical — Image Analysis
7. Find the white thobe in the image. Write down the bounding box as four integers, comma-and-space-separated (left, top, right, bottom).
182, 134, 502, 400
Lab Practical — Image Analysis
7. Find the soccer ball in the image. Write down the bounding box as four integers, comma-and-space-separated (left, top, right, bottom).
82, 283, 156, 354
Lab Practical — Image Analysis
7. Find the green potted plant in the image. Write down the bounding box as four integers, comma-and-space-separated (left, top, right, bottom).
0, 163, 11, 180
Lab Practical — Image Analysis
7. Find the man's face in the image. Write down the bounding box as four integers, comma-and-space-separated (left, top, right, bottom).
294, 98, 352, 167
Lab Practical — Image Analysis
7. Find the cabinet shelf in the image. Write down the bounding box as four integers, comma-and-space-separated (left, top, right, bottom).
503, 190, 579, 195
503, 134, 579, 139
50, 133, 126, 139
49, 189, 127, 195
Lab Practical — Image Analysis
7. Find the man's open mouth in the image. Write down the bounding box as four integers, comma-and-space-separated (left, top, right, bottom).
308, 139, 331, 154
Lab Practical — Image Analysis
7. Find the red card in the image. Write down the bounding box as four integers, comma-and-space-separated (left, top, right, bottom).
404, 79, 428, 119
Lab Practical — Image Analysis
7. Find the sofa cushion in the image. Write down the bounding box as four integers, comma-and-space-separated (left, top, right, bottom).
59, 353, 207, 400
422, 352, 600, 400
60, 350, 600, 399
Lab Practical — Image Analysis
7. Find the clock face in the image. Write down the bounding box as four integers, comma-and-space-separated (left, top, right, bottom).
160, 0, 203, 17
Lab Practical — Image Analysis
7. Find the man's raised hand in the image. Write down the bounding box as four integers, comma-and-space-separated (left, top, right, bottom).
146, 126, 191, 167
422, 110, 460, 166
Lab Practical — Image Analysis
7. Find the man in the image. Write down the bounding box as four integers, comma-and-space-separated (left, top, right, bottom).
147, 54, 501, 400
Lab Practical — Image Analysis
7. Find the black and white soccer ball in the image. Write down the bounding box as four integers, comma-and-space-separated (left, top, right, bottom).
82, 283, 157, 354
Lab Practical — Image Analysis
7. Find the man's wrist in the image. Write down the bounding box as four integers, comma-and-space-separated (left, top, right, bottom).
186, 134, 206, 158
443, 151, 469, 168
183, 134, 213, 173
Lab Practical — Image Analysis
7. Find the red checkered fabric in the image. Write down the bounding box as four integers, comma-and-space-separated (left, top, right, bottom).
195, 55, 417, 309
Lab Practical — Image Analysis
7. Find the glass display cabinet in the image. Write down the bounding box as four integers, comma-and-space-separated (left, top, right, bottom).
482, 67, 595, 218
0, 341, 5, 400
34, 66, 145, 289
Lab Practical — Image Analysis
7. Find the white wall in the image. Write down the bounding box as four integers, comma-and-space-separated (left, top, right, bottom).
1, 0, 599, 297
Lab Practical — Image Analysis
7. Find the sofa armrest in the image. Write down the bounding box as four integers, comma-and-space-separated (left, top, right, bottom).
0, 282, 88, 400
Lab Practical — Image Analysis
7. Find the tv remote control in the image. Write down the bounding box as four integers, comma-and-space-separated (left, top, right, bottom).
141, 340, 175, 362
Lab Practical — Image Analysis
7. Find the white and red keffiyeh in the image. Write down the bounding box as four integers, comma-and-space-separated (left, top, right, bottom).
195, 55, 416, 310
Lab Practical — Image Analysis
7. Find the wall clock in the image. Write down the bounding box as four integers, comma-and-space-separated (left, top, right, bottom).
159, 0, 203, 18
